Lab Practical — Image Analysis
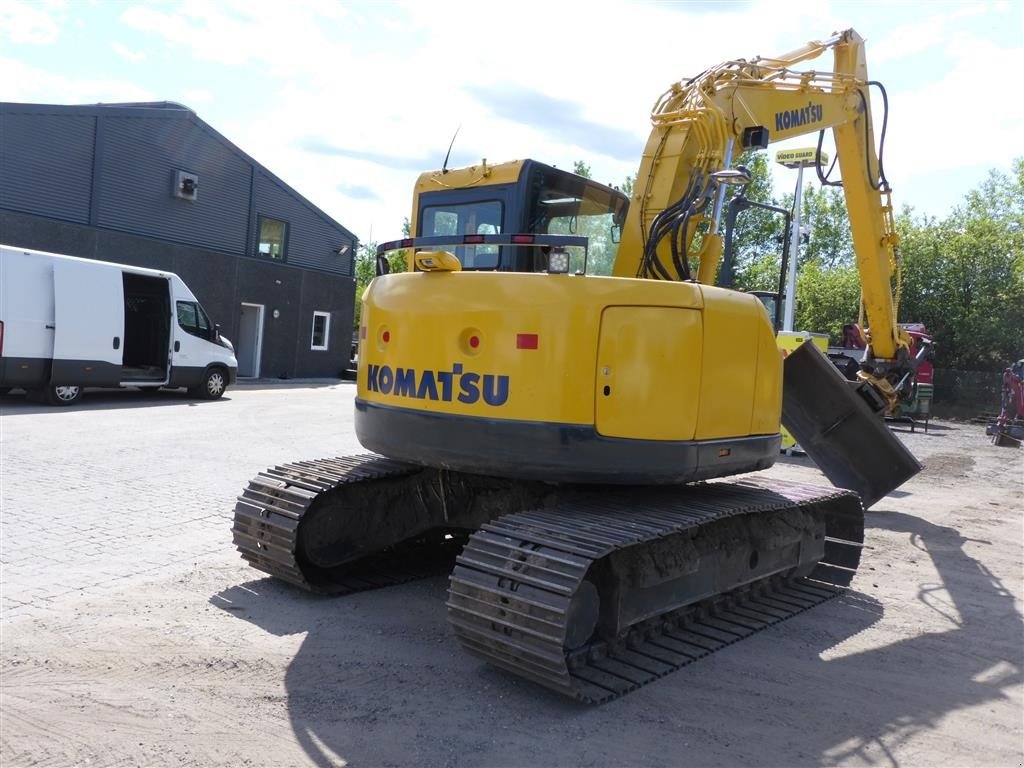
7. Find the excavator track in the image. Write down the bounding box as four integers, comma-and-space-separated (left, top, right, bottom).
232, 454, 462, 594
447, 477, 864, 703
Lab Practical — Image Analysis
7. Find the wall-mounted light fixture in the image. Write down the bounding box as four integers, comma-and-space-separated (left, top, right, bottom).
173, 170, 199, 201
272, 309, 281, 319
335, 245, 350, 256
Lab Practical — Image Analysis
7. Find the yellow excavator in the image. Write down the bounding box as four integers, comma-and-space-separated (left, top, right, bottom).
234, 29, 927, 702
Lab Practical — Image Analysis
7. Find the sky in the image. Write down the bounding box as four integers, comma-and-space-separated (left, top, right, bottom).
1, 0, 1022, 244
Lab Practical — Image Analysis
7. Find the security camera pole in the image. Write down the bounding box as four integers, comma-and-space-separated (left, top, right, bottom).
776, 148, 828, 332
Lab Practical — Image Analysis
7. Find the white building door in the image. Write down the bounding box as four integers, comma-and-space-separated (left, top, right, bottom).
237, 303, 264, 378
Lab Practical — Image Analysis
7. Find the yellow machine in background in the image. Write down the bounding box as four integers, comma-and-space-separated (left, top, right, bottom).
776, 331, 829, 450
235, 30, 927, 703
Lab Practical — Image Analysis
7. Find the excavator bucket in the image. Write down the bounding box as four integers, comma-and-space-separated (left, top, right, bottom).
781, 340, 921, 508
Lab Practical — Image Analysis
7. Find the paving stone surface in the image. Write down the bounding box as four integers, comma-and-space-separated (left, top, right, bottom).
0, 381, 362, 620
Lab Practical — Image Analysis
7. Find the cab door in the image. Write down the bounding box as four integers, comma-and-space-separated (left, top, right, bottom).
173, 299, 213, 370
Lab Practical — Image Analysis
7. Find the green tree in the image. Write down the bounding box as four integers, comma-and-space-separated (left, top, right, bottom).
352, 218, 409, 328
897, 159, 1024, 369
565, 160, 623, 275
619, 173, 635, 198
725, 150, 788, 291
794, 260, 861, 342
801, 185, 853, 269
572, 160, 591, 178
782, 183, 857, 342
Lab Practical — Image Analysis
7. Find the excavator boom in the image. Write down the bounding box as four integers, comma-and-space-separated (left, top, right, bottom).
617, 29, 907, 363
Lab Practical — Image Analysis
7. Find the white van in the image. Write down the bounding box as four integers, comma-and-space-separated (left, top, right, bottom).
0, 244, 237, 405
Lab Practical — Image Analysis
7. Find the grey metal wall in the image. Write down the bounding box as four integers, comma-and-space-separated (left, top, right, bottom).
96, 114, 251, 255
253, 170, 354, 274
0, 110, 94, 224
0, 102, 357, 278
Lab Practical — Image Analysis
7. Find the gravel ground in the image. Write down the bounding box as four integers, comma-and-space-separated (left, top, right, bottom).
1, 383, 1021, 767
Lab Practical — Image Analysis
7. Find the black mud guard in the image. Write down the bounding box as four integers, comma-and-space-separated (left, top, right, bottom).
782, 340, 922, 508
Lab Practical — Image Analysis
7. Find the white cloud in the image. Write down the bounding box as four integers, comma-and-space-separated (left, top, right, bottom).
870, 2, 990, 64
0, 0, 62, 45
112, 42, 145, 63
882, 35, 1022, 182
4, 0, 1020, 238
181, 88, 213, 105
0, 56, 154, 104
101, 1, 852, 237
119, 0, 356, 75
205, 0, 844, 238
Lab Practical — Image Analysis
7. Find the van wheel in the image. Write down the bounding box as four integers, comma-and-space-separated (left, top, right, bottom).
190, 368, 227, 400
46, 384, 82, 406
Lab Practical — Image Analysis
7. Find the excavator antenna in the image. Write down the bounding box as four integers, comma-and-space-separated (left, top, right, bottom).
441, 125, 461, 174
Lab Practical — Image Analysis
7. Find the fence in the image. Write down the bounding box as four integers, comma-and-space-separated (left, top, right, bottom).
931, 368, 1003, 419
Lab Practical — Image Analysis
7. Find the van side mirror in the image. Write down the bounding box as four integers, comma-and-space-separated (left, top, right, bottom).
214, 323, 221, 342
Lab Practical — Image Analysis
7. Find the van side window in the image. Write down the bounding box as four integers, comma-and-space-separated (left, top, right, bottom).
177, 301, 210, 340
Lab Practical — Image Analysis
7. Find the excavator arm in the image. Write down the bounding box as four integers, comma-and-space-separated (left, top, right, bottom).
615, 29, 910, 368
606, 29, 922, 502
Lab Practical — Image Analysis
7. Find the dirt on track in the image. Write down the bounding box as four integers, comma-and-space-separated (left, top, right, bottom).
2, 410, 1022, 767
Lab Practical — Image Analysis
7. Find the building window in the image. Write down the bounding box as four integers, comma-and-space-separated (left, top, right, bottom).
257, 216, 288, 261
311, 311, 330, 351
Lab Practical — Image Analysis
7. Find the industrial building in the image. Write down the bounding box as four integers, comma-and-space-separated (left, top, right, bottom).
0, 101, 357, 379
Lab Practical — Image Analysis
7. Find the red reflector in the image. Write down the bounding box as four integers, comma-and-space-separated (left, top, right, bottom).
464, 235, 485, 244
516, 333, 539, 350
469, 336, 480, 348
511, 235, 535, 244
382, 331, 391, 343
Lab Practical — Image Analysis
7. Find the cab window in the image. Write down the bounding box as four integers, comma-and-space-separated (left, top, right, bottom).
421, 200, 503, 269
177, 301, 212, 340
523, 164, 628, 276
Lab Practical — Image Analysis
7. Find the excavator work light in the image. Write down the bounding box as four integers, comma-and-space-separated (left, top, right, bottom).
414, 250, 462, 272
711, 166, 752, 187
548, 249, 570, 274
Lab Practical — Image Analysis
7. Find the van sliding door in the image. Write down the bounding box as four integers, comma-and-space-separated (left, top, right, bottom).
51, 261, 124, 386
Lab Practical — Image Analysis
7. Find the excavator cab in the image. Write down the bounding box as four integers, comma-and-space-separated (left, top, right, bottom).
410, 160, 629, 274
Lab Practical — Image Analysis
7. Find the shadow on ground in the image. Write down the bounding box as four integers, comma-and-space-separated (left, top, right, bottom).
0, 379, 353, 414
210, 509, 1021, 767
233, 379, 352, 391
0, 388, 224, 415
